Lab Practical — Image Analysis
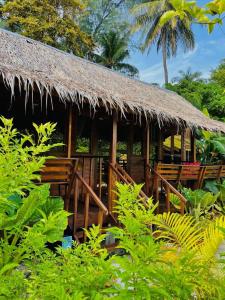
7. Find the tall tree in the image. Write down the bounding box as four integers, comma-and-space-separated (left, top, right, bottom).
94, 31, 139, 77
82, 0, 136, 40
0, 0, 93, 57
132, 0, 195, 84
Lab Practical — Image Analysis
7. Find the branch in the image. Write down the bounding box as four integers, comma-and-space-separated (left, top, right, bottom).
93, 0, 126, 37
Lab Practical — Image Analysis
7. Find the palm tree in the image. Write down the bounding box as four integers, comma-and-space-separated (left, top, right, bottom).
172, 68, 203, 83
132, 0, 195, 84
94, 31, 139, 78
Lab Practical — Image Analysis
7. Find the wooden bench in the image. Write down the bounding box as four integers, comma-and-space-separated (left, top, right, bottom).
40, 158, 78, 210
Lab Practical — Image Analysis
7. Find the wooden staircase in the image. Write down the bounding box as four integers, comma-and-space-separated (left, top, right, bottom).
148, 164, 187, 214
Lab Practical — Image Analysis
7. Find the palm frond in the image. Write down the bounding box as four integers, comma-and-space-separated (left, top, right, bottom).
153, 212, 203, 251
199, 216, 225, 260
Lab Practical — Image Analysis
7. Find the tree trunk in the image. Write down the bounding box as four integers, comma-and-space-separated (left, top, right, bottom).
162, 37, 169, 85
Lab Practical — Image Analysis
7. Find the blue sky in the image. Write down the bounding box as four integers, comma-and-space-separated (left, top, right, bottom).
127, 0, 225, 85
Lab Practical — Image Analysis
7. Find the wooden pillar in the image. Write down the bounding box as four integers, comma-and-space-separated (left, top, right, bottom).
191, 132, 197, 163
181, 129, 187, 162
67, 105, 73, 158
144, 124, 150, 194
158, 128, 163, 162
108, 111, 118, 214
111, 111, 118, 165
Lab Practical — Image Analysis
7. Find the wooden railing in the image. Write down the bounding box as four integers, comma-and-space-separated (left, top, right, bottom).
109, 163, 148, 204
148, 164, 187, 215
155, 163, 225, 188
70, 170, 108, 240
74, 155, 109, 199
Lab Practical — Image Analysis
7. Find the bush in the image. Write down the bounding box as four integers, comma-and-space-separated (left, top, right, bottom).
0, 118, 225, 299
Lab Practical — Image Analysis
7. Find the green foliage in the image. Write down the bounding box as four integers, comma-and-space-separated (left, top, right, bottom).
181, 187, 220, 220
158, 0, 225, 32
196, 130, 225, 164
211, 58, 225, 88
81, 0, 132, 39
167, 77, 225, 120
0, 0, 93, 56
0, 117, 60, 199
0, 117, 69, 274
1, 181, 225, 298
109, 183, 225, 299
204, 179, 225, 214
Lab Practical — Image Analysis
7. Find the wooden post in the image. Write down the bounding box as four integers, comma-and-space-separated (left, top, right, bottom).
111, 111, 118, 165
181, 130, 186, 162
144, 124, 150, 194
67, 105, 73, 158
191, 132, 196, 163
108, 111, 118, 214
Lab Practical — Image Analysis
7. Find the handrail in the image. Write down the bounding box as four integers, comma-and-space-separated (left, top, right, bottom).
74, 171, 108, 215
109, 163, 148, 202
147, 164, 186, 215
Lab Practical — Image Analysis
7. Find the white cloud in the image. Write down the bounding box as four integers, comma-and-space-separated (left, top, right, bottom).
139, 45, 199, 85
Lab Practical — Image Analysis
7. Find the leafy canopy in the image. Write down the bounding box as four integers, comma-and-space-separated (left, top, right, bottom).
211, 58, 225, 88
0, 0, 94, 56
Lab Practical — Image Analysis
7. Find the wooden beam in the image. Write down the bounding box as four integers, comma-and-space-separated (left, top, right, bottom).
67, 105, 73, 158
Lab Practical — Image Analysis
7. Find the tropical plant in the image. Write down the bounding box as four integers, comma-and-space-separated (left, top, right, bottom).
132, 0, 195, 84
172, 67, 203, 83
196, 129, 225, 164
158, 0, 225, 33
170, 187, 220, 221
204, 179, 225, 213
109, 183, 225, 299
94, 30, 139, 77
0, 117, 69, 274
1, 182, 225, 298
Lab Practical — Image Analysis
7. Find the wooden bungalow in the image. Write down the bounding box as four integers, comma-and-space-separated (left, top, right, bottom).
1, 29, 225, 239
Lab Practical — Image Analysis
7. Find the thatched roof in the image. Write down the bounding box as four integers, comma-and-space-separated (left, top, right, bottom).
0, 28, 225, 132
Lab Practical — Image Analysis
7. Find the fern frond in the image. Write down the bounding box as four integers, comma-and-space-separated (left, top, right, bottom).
153, 213, 203, 251
199, 215, 225, 260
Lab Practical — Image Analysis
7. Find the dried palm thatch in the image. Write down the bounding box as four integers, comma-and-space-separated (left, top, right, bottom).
0, 29, 225, 132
